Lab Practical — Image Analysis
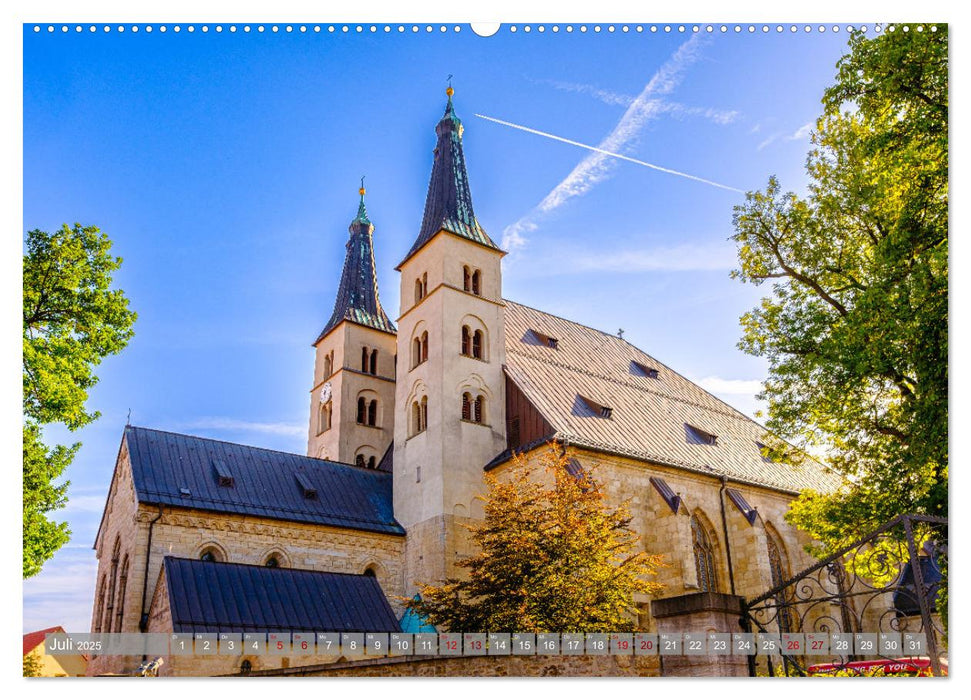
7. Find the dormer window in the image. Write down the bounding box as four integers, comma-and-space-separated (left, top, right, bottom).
632, 361, 660, 379
687, 424, 718, 446
531, 330, 558, 349
580, 395, 613, 419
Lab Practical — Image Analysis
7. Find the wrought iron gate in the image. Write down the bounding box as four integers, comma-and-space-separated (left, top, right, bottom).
741, 514, 947, 676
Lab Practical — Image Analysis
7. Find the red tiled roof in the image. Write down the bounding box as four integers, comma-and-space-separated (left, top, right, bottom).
23, 626, 63, 656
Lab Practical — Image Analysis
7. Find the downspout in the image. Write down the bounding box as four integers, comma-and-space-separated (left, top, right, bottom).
138, 504, 164, 633
718, 476, 737, 596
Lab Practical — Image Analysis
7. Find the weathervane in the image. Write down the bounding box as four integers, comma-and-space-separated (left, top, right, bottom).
446, 74, 454, 97
359, 175, 366, 196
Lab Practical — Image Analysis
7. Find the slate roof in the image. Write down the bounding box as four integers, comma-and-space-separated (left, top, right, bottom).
315, 193, 396, 344
124, 426, 404, 535
398, 94, 502, 269
162, 557, 401, 633
500, 300, 843, 495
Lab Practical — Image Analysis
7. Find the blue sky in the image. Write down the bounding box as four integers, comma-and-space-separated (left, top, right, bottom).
22, 23, 852, 632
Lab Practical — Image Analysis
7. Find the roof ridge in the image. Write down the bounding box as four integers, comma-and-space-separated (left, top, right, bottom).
125, 424, 382, 475
505, 347, 751, 423
164, 555, 380, 577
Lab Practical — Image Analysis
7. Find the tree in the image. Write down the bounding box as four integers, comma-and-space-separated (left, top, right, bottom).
406, 444, 664, 632
730, 26, 947, 554
23, 224, 136, 578
23, 651, 43, 677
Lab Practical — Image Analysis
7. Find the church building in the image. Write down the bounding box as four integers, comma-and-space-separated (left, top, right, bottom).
87, 88, 841, 676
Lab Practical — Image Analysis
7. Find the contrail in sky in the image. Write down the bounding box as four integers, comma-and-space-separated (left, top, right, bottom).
475, 113, 744, 194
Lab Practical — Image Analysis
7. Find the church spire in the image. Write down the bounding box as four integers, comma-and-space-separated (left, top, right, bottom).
397, 85, 502, 269
315, 183, 396, 344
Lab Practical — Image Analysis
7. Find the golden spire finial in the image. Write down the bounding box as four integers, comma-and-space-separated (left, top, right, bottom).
446, 74, 454, 98
359, 175, 366, 197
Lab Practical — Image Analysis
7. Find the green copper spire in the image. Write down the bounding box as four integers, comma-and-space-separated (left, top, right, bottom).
353, 176, 370, 225
397, 84, 501, 269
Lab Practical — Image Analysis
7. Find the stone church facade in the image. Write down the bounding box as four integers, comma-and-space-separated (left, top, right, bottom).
87, 88, 841, 676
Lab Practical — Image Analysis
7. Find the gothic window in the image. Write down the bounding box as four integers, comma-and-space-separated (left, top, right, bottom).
461, 325, 471, 356
474, 395, 484, 423
265, 556, 280, 568
462, 392, 472, 420
370, 349, 378, 375
364, 565, 377, 578
357, 397, 367, 424
766, 528, 793, 633
472, 330, 483, 359
317, 401, 332, 435
691, 514, 718, 593
472, 269, 481, 296
115, 555, 129, 632
104, 537, 121, 633
368, 399, 377, 426
94, 574, 107, 633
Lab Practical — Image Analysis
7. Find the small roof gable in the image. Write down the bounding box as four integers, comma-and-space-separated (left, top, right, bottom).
162, 557, 401, 633
501, 300, 842, 494
124, 426, 404, 535
23, 626, 64, 656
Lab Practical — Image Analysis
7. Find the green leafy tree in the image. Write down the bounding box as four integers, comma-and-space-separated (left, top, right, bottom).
406, 444, 664, 632
23, 651, 43, 677
731, 27, 946, 554
23, 224, 136, 578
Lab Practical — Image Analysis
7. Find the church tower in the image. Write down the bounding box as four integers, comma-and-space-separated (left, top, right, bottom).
308, 185, 397, 469
394, 88, 508, 594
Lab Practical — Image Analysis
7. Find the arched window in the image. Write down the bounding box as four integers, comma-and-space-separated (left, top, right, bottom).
94, 574, 107, 633
356, 454, 366, 469
114, 554, 129, 632
368, 399, 377, 426
462, 392, 472, 421
413, 337, 422, 368
412, 401, 421, 435
471, 269, 481, 296
474, 395, 484, 423
370, 349, 378, 375
766, 528, 793, 633
323, 353, 332, 378
357, 397, 367, 424
104, 537, 121, 634
265, 556, 280, 568
472, 330, 483, 359
415, 277, 424, 303
364, 565, 377, 578
461, 326, 471, 356
420, 397, 427, 432
361, 347, 369, 372
317, 402, 332, 435
421, 331, 429, 363
691, 514, 718, 593
463, 265, 472, 292
200, 547, 221, 563
240, 659, 252, 675
367, 456, 376, 469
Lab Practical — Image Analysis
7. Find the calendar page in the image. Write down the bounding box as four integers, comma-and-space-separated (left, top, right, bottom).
20, 3, 949, 686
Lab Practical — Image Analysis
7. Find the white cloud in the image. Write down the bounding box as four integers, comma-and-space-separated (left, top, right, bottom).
757, 121, 814, 151
23, 553, 98, 633
662, 103, 740, 126
55, 494, 108, 516
696, 376, 764, 395
788, 122, 814, 141
181, 417, 305, 437
494, 36, 712, 251
539, 79, 634, 107
501, 220, 535, 252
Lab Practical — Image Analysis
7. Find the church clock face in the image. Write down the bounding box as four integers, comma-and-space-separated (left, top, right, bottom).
320, 382, 332, 404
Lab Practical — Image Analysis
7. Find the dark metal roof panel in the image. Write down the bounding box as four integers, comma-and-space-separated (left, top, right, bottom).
164, 557, 402, 634
125, 426, 404, 535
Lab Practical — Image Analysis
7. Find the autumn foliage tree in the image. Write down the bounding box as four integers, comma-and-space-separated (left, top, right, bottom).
406, 444, 664, 632
731, 26, 947, 553
23, 224, 136, 577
